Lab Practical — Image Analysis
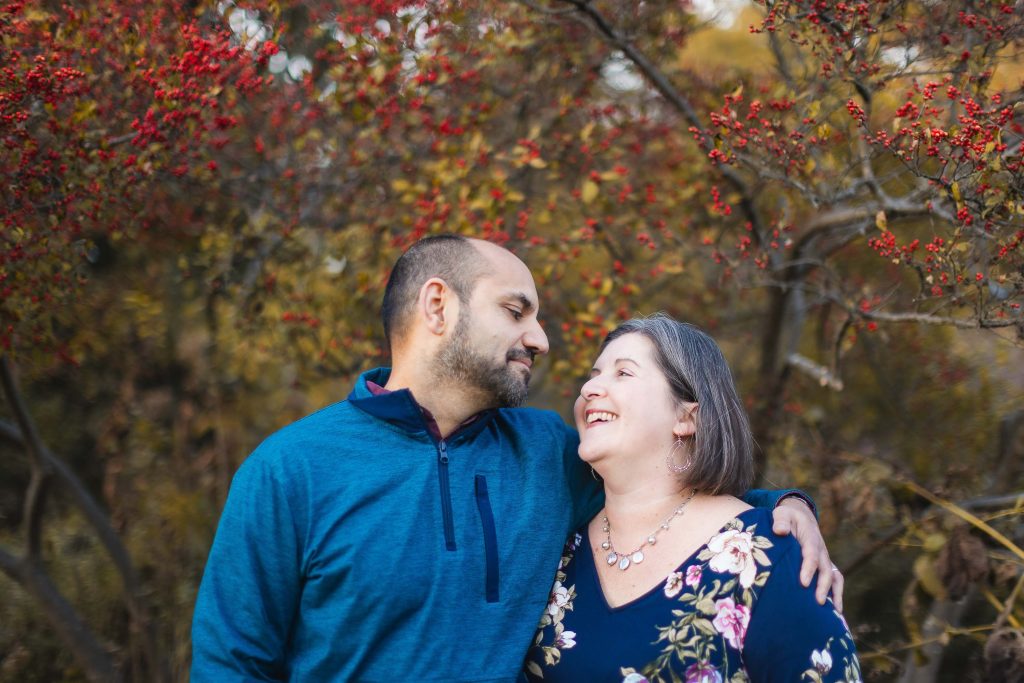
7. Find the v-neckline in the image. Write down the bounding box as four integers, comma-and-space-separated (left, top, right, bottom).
582, 507, 762, 613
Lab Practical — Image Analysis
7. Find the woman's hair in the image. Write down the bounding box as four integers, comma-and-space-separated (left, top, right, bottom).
601, 313, 754, 496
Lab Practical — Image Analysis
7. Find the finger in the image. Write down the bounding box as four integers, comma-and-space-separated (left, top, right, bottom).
799, 544, 820, 588
831, 569, 845, 613
814, 551, 833, 603
773, 518, 791, 535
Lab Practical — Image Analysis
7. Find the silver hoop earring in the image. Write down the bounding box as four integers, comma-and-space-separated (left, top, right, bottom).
590, 466, 601, 481
666, 437, 691, 474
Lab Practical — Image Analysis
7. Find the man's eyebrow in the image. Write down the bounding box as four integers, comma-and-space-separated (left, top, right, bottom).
505, 291, 536, 311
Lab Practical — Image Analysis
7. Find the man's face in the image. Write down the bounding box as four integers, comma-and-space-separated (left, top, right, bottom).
435, 250, 549, 408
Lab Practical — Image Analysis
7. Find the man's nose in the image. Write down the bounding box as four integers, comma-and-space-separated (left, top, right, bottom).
523, 319, 549, 356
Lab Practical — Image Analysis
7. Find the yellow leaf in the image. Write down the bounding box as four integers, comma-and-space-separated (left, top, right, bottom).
875, 210, 887, 231
391, 179, 410, 193
528, 157, 547, 168
599, 278, 612, 296
923, 533, 946, 553
951, 181, 961, 203
581, 180, 599, 204
73, 100, 97, 124
580, 122, 595, 142
913, 555, 947, 600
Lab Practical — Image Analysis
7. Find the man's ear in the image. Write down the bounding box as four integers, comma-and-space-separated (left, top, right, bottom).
672, 402, 698, 438
419, 277, 458, 336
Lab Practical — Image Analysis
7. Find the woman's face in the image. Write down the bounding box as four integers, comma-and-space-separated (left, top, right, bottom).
574, 333, 693, 467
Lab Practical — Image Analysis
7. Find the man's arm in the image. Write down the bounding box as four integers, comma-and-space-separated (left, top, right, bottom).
742, 489, 843, 612
561, 424, 605, 529
191, 451, 304, 681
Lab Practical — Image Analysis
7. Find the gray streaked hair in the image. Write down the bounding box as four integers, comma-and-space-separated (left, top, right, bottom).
602, 313, 754, 496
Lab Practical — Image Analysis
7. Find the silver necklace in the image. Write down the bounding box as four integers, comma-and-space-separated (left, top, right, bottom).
601, 488, 697, 571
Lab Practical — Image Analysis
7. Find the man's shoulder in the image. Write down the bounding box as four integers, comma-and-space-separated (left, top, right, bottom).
244, 399, 363, 466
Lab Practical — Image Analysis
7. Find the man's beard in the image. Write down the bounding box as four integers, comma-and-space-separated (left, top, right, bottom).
436, 315, 531, 408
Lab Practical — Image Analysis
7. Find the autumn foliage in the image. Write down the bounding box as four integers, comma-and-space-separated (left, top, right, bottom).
2, 0, 1023, 680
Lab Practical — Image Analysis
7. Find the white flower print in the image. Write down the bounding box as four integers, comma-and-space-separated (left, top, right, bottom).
706, 529, 759, 588
622, 673, 650, 683
555, 629, 576, 649
811, 648, 832, 673
664, 571, 684, 598
547, 581, 570, 617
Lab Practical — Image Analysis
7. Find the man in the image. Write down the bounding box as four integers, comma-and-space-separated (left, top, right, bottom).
191, 235, 841, 681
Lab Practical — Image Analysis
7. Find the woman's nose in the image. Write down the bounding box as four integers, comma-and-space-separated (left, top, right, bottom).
580, 376, 604, 399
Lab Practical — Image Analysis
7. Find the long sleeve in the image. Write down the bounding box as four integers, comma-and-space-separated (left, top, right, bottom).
743, 537, 861, 682
190, 450, 306, 682
561, 423, 604, 529
742, 487, 818, 518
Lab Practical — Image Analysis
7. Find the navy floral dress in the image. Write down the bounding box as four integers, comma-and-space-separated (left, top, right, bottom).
525, 508, 861, 683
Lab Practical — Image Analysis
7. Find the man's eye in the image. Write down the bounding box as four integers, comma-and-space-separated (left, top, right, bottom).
508, 308, 523, 320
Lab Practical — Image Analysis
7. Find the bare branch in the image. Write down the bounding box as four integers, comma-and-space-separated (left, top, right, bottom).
0, 409, 169, 681
0, 419, 144, 607
0, 549, 121, 683
0, 357, 50, 472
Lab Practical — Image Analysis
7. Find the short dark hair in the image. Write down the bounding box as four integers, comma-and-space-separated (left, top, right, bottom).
381, 235, 486, 347
602, 314, 754, 496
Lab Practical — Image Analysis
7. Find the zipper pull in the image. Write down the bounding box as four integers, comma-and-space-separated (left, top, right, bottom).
438, 439, 449, 464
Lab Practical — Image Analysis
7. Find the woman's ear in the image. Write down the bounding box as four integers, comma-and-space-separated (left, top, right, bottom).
672, 402, 698, 438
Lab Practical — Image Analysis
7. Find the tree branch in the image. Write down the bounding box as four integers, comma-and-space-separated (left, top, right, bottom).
546, 0, 771, 242
0, 548, 121, 683
0, 419, 144, 613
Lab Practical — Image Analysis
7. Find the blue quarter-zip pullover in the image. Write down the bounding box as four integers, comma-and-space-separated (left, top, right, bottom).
191, 368, 804, 681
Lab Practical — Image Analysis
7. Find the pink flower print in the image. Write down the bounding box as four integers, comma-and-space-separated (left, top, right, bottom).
711, 597, 751, 650
684, 661, 723, 683
685, 564, 702, 588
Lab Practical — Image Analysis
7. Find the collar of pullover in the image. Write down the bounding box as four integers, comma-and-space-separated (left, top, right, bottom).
348, 367, 496, 442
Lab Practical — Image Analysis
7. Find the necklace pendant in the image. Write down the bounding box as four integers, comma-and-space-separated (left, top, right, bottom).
617, 555, 631, 570
631, 550, 645, 564
606, 552, 618, 566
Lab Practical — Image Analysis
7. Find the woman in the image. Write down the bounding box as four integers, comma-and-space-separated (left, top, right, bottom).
525, 315, 860, 682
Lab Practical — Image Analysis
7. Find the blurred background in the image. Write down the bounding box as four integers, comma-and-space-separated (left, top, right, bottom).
2, 0, 1023, 680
